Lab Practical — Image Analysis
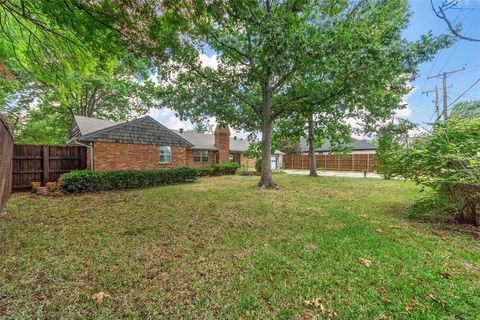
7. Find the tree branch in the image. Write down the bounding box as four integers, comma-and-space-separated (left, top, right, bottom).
430, 0, 480, 42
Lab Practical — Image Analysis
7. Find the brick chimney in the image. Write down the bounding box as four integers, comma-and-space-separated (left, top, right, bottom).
214, 125, 230, 163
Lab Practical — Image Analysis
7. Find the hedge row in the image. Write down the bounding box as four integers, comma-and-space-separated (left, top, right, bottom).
197, 162, 240, 177
60, 166, 198, 193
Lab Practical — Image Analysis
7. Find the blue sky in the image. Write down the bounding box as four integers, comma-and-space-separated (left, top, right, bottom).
404, 0, 480, 125
151, 0, 480, 133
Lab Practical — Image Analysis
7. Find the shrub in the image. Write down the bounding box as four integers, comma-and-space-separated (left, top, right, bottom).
397, 117, 480, 225
196, 162, 240, 177
213, 162, 239, 175
197, 167, 214, 177
60, 167, 198, 193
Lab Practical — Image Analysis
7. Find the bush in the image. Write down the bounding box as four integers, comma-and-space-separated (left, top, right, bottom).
197, 167, 214, 177
197, 162, 240, 177
60, 166, 198, 193
397, 117, 480, 225
213, 162, 239, 175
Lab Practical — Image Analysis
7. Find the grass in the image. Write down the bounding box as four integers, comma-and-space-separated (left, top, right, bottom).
1, 175, 479, 319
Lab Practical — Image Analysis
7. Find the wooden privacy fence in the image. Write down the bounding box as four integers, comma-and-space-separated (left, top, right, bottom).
0, 115, 13, 211
12, 144, 87, 190
284, 153, 377, 172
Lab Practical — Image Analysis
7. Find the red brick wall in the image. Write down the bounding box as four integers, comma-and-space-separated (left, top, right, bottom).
186, 149, 217, 167
214, 125, 230, 163
93, 142, 187, 171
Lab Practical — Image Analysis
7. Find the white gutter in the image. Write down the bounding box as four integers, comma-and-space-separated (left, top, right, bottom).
72, 139, 94, 171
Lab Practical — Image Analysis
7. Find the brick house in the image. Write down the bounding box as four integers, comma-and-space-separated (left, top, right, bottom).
68, 115, 253, 171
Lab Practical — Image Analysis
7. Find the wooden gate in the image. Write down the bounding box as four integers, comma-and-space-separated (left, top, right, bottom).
12, 145, 87, 190
0, 115, 13, 211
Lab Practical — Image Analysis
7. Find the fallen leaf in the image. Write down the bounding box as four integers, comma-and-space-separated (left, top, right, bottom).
328, 305, 337, 319
301, 309, 313, 319
304, 297, 326, 314
439, 272, 451, 279
92, 291, 109, 303
375, 228, 385, 233
427, 294, 441, 304
388, 224, 403, 229
379, 287, 390, 303
358, 258, 372, 267
359, 214, 369, 219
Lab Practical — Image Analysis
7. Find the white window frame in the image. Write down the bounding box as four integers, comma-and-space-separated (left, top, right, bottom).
159, 146, 172, 164
193, 150, 209, 163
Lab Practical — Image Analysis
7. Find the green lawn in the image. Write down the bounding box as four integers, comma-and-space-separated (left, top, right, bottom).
1, 175, 479, 319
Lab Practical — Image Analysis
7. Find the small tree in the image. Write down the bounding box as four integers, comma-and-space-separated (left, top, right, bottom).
398, 118, 480, 225
376, 119, 418, 179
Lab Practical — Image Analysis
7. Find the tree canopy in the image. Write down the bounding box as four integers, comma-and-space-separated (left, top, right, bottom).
0, 0, 156, 144
450, 100, 480, 119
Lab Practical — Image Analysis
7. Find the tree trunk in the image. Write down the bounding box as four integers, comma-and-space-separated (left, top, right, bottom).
307, 113, 318, 177
258, 81, 275, 188
456, 199, 479, 226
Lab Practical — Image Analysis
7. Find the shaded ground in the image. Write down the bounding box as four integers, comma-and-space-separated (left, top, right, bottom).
1, 175, 479, 319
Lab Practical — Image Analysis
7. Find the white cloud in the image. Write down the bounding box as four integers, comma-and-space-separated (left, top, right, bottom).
396, 83, 416, 119
149, 107, 250, 139
149, 108, 194, 130
394, 106, 412, 119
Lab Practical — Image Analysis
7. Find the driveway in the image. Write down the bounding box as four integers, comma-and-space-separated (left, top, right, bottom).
284, 169, 382, 179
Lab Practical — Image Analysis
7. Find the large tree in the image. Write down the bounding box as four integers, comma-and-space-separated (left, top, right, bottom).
143, 0, 446, 187
1, 0, 155, 143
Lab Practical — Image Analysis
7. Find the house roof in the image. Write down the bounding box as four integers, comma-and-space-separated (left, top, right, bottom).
73, 115, 118, 136
73, 115, 250, 151
173, 130, 217, 150
77, 116, 194, 147
230, 136, 249, 152
173, 130, 250, 152
300, 137, 376, 153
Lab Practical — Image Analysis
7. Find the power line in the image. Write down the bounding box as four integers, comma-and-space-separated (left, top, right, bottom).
447, 77, 480, 109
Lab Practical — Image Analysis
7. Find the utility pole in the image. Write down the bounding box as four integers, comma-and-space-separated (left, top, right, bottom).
422, 86, 441, 120
427, 67, 465, 121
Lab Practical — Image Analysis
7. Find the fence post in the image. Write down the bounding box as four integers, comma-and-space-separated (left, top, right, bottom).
301, 154, 304, 170
352, 154, 354, 171
324, 154, 326, 170
337, 155, 340, 171
42, 145, 49, 185
367, 153, 370, 172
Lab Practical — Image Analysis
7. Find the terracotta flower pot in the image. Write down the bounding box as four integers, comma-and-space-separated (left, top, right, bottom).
36, 187, 48, 196
45, 182, 58, 192
31, 182, 41, 191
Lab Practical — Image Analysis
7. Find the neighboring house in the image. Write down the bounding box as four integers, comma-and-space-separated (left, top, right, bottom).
69, 115, 253, 171
299, 137, 377, 155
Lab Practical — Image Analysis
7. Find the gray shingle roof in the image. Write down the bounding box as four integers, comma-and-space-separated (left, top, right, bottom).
73, 115, 118, 135
173, 130, 250, 152
229, 137, 249, 152
73, 115, 250, 151
173, 130, 217, 150
300, 137, 376, 153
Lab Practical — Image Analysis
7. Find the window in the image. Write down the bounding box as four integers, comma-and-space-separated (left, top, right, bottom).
193, 151, 209, 163
159, 146, 171, 163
